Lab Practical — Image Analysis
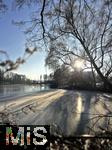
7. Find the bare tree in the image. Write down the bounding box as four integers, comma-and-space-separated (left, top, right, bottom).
0, 47, 37, 73
0, 0, 112, 90
43, 0, 112, 90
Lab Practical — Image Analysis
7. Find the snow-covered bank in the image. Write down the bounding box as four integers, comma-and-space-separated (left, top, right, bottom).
0, 89, 112, 136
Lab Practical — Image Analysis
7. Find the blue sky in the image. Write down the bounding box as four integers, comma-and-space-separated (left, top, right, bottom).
0, 0, 48, 80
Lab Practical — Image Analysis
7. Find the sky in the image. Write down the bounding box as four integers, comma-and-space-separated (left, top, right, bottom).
0, 0, 49, 80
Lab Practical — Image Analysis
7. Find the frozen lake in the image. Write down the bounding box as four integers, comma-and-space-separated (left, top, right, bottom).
0, 89, 112, 136
0, 84, 50, 101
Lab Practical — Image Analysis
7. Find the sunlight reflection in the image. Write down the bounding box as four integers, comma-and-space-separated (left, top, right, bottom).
67, 93, 83, 135
76, 95, 83, 113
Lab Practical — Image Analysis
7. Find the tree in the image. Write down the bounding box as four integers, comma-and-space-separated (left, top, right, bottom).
44, 0, 112, 90
0, 1, 38, 72
53, 65, 71, 88
0, 68, 4, 83
43, 74, 47, 82
0, 0, 112, 90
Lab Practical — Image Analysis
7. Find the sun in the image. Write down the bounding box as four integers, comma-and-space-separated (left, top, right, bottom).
74, 59, 84, 69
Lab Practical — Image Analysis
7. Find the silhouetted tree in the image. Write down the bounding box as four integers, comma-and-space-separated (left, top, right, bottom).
0, 0, 112, 90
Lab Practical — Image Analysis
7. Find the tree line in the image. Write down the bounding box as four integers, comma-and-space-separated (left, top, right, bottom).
0, 68, 32, 84
50, 64, 112, 91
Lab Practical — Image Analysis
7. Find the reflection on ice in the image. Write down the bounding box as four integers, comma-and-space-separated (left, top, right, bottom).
67, 94, 83, 135
0, 84, 50, 101
76, 95, 82, 113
